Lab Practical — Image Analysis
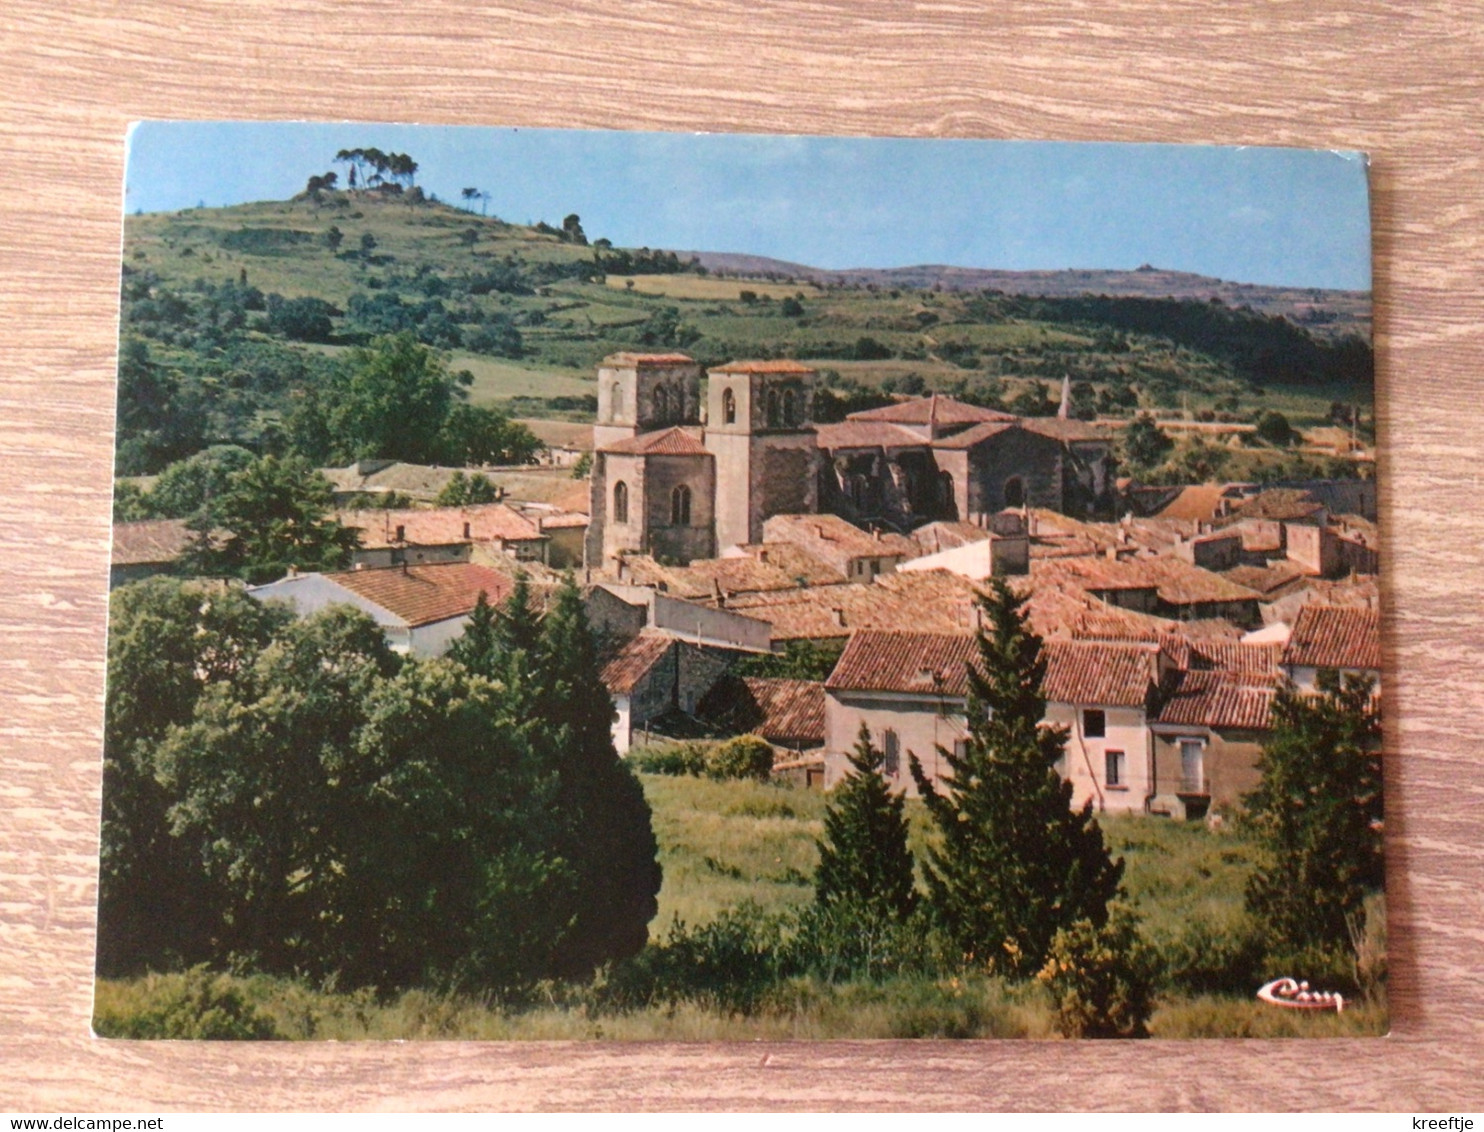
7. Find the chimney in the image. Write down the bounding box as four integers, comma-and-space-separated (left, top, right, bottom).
463, 521, 471, 539
832, 607, 846, 628
873, 528, 882, 542
757, 547, 769, 563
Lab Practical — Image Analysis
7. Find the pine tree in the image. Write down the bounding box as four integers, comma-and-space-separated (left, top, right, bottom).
1245, 671, 1382, 954
909, 578, 1124, 977
534, 576, 661, 977
815, 722, 918, 921
446, 589, 500, 678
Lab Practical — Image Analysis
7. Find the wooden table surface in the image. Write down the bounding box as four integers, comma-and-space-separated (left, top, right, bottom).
2, 0, 1481, 1112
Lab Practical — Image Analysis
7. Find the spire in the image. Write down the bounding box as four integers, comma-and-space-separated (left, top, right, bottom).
1057, 374, 1071, 420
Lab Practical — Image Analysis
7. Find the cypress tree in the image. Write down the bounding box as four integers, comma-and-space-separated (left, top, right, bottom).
446, 589, 500, 678
909, 578, 1124, 978
1244, 671, 1383, 954
534, 576, 661, 977
815, 722, 918, 921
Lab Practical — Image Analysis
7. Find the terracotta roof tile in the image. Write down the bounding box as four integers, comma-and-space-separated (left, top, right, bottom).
600, 630, 674, 695
849, 396, 1016, 427
1282, 605, 1381, 670
825, 631, 979, 696
1041, 639, 1160, 707
709, 359, 816, 374
601, 426, 711, 456
1225, 488, 1327, 523
1155, 670, 1276, 730
813, 421, 928, 450
112, 518, 193, 566
339, 503, 543, 549
325, 562, 513, 627
603, 352, 697, 367
1019, 417, 1109, 443
698, 676, 825, 745
929, 420, 1022, 450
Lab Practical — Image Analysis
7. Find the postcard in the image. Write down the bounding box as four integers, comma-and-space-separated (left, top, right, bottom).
97, 124, 1382, 1039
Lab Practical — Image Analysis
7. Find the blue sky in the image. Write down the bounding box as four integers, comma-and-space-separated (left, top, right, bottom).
125, 123, 1372, 290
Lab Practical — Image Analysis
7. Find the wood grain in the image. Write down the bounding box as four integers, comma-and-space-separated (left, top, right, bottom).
3, 0, 1482, 1111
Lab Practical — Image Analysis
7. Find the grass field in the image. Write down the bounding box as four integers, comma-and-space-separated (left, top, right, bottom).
606, 275, 822, 301
92, 764, 1385, 1040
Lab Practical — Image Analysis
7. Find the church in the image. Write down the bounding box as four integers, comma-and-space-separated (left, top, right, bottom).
584, 352, 1114, 569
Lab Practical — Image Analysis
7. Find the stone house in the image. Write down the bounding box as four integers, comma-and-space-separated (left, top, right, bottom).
1280, 604, 1382, 693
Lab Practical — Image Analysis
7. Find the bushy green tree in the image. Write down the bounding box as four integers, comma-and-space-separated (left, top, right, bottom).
191, 454, 358, 583
814, 723, 917, 921
1121, 412, 1173, 472
98, 579, 291, 975
1255, 409, 1299, 447
706, 734, 775, 782
435, 470, 499, 506
144, 445, 256, 521
535, 578, 662, 977
1245, 673, 1383, 955
909, 579, 1124, 977
331, 333, 454, 463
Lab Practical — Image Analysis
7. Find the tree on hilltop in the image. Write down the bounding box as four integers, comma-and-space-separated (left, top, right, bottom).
909, 579, 1124, 977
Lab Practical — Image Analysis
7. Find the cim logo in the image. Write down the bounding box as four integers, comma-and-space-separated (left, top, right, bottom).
1256, 977, 1345, 1012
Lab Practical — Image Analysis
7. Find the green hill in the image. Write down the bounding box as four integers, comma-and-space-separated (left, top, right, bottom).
116, 188, 1373, 476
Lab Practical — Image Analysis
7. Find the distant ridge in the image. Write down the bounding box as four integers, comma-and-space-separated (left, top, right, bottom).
675, 252, 1371, 339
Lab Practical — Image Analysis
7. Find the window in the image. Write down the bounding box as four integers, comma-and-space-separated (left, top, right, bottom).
1003, 476, 1025, 509
653, 384, 670, 423
671, 483, 692, 526
882, 728, 900, 777
1180, 738, 1206, 794
722, 386, 736, 424
766, 388, 780, 427
782, 389, 797, 426
1105, 749, 1126, 788
613, 480, 629, 524
1083, 709, 1106, 738
394, 524, 406, 542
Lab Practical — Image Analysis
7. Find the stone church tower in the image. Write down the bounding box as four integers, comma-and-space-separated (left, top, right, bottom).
705, 360, 821, 550
592, 352, 702, 450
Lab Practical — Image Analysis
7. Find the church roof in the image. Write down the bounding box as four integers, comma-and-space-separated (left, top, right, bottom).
601, 427, 710, 456
1019, 417, 1109, 443
602, 352, 696, 367
930, 420, 1021, 449
709, 359, 816, 374
813, 420, 927, 450
849, 396, 1017, 427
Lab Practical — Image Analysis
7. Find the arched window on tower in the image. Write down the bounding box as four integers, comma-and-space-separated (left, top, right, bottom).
613, 480, 629, 524
671, 483, 692, 526
782, 389, 797, 427
653, 384, 670, 424
766, 388, 780, 428
1003, 476, 1025, 510
722, 386, 736, 425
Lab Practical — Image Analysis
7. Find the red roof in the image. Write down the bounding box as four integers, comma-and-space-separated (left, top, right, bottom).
603, 352, 696, 367
849, 396, 1016, 427
602, 427, 711, 456
825, 631, 979, 697
813, 421, 927, 450
931, 420, 1027, 450
709, 359, 816, 374
599, 631, 674, 694
340, 503, 543, 549
1282, 605, 1381, 670
326, 563, 513, 628
1041, 639, 1160, 707
1155, 669, 1275, 730
1019, 417, 1108, 443
698, 676, 826, 745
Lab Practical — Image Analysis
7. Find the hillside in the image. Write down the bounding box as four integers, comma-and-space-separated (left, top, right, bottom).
678, 252, 1371, 341
116, 188, 1375, 477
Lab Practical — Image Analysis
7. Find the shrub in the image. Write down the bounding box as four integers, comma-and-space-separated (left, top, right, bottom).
630, 742, 708, 777
93, 967, 279, 1040
1037, 906, 1157, 1039
706, 735, 775, 781
1154, 909, 1266, 996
